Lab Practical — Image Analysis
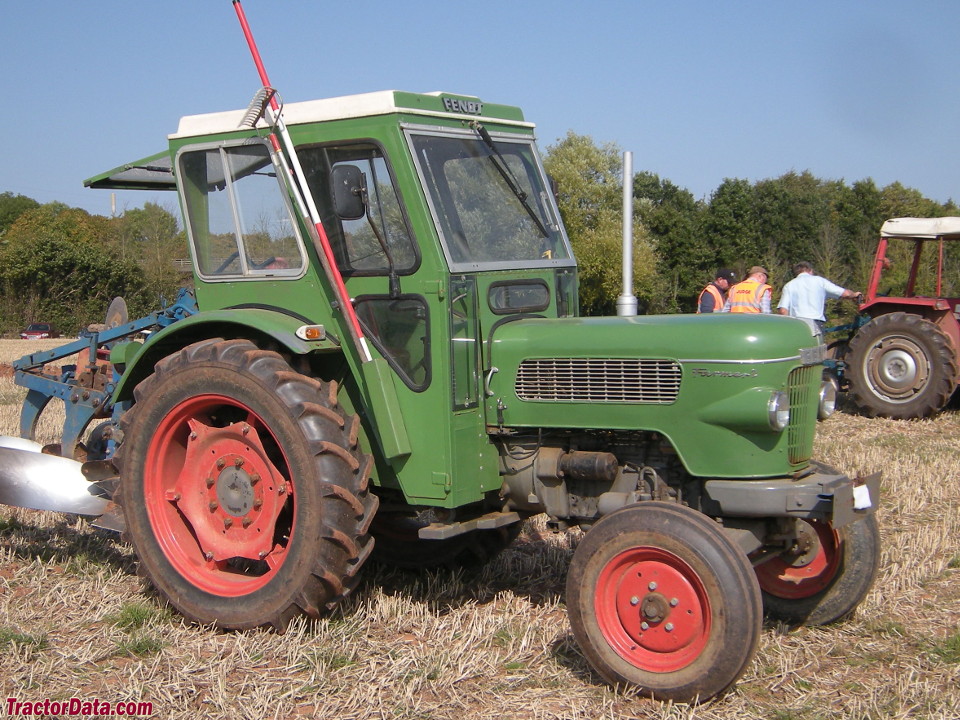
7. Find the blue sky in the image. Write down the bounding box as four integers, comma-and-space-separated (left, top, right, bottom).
1, 1, 958, 218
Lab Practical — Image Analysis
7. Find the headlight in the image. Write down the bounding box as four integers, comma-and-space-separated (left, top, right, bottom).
767, 391, 790, 431
818, 377, 838, 420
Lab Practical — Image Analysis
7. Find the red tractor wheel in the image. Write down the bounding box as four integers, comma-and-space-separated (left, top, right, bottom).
566, 503, 761, 702
755, 515, 880, 626
847, 312, 957, 419
115, 339, 377, 629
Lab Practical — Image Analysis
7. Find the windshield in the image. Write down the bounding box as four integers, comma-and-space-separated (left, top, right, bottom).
407, 128, 573, 271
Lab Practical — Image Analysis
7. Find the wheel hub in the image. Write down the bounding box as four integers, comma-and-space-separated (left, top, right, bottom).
866, 336, 929, 400
596, 548, 710, 672
755, 520, 841, 599
640, 592, 670, 624
162, 418, 289, 564
878, 349, 916, 386
782, 521, 822, 568
216, 463, 256, 517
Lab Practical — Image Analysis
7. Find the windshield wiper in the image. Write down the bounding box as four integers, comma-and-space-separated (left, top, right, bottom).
471, 121, 551, 239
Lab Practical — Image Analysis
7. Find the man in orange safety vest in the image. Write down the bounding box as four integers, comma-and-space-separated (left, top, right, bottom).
697, 268, 737, 313
721, 266, 772, 313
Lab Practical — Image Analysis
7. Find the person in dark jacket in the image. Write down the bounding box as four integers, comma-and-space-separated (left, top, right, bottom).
697, 268, 737, 313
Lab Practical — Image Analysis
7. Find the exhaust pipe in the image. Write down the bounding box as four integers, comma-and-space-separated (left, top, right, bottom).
616, 150, 638, 317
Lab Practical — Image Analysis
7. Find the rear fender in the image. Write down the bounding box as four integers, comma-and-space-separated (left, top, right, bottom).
109, 309, 411, 468
111, 308, 340, 402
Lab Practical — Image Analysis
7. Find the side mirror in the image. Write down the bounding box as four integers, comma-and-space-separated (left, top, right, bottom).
331, 165, 365, 220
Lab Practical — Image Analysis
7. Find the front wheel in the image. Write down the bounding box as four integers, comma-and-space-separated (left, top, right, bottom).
755, 514, 880, 625
566, 503, 762, 702
115, 339, 377, 630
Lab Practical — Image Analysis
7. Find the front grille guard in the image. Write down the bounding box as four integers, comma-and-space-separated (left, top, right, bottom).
515, 358, 681, 404
787, 364, 816, 464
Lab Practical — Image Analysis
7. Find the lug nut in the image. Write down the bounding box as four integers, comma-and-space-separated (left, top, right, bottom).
242, 517, 252, 528
223, 517, 233, 529
216, 458, 226, 470
670, 598, 679, 607
253, 498, 263, 509
665, 623, 674, 632
206, 477, 215, 488
630, 596, 639, 606
249, 474, 260, 485
648, 582, 657, 591
234, 457, 244, 468
208, 501, 218, 511
640, 622, 649, 631
204, 551, 213, 561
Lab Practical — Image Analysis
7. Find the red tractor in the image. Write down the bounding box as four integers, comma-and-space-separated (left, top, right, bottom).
842, 217, 960, 419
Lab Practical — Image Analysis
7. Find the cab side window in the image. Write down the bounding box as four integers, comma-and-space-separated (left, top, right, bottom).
179, 141, 306, 279
299, 143, 418, 275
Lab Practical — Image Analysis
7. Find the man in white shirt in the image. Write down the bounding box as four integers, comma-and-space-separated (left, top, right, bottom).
777, 261, 862, 336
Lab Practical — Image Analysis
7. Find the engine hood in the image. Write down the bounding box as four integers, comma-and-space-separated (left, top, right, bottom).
488, 313, 819, 365
483, 313, 822, 478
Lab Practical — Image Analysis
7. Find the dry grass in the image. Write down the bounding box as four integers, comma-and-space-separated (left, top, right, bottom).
0, 339, 958, 719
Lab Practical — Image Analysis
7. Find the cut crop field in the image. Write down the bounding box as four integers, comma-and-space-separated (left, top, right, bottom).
0, 338, 957, 719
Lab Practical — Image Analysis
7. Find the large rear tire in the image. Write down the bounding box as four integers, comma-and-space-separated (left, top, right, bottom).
847, 312, 957, 419
566, 502, 762, 702
115, 339, 377, 630
755, 514, 880, 626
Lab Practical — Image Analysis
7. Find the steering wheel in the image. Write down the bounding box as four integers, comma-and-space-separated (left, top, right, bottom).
214, 251, 240, 274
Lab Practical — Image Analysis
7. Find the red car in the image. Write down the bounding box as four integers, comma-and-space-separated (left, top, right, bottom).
20, 323, 60, 340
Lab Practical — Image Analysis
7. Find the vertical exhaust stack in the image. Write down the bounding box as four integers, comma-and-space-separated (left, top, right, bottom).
616, 150, 638, 317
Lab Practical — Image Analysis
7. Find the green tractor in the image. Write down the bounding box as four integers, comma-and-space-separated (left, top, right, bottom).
0, 9, 879, 701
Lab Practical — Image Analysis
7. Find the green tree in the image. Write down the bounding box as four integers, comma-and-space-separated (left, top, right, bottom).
0, 192, 40, 236
543, 132, 661, 315
879, 181, 945, 219
701, 178, 761, 275
633, 172, 705, 311
114, 202, 189, 307
0, 204, 150, 333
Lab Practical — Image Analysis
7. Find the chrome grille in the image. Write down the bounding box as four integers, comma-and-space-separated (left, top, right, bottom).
516, 358, 681, 403
787, 365, 816, 464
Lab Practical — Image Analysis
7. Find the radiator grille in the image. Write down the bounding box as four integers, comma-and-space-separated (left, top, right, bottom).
516, 358, 681, 403
787, 365, 816, 464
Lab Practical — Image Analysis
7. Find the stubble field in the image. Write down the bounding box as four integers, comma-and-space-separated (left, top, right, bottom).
0, 338, 957, 719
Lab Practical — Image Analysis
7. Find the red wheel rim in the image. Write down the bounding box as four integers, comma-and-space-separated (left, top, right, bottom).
144, 394, 294, 596
594, 547, 711, 673
755, 520, 841, 599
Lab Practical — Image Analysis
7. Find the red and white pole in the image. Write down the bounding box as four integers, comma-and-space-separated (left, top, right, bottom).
232, 0, 372, 362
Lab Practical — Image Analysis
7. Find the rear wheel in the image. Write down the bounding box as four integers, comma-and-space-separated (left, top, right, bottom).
115, 339, 377, 630
566, 503, 762, 702
755, 514, 879, 625
847, 312, 957, 419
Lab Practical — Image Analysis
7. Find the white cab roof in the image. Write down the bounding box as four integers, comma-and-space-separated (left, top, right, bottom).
171, 90, 532, 139
880, 217, 960, 239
